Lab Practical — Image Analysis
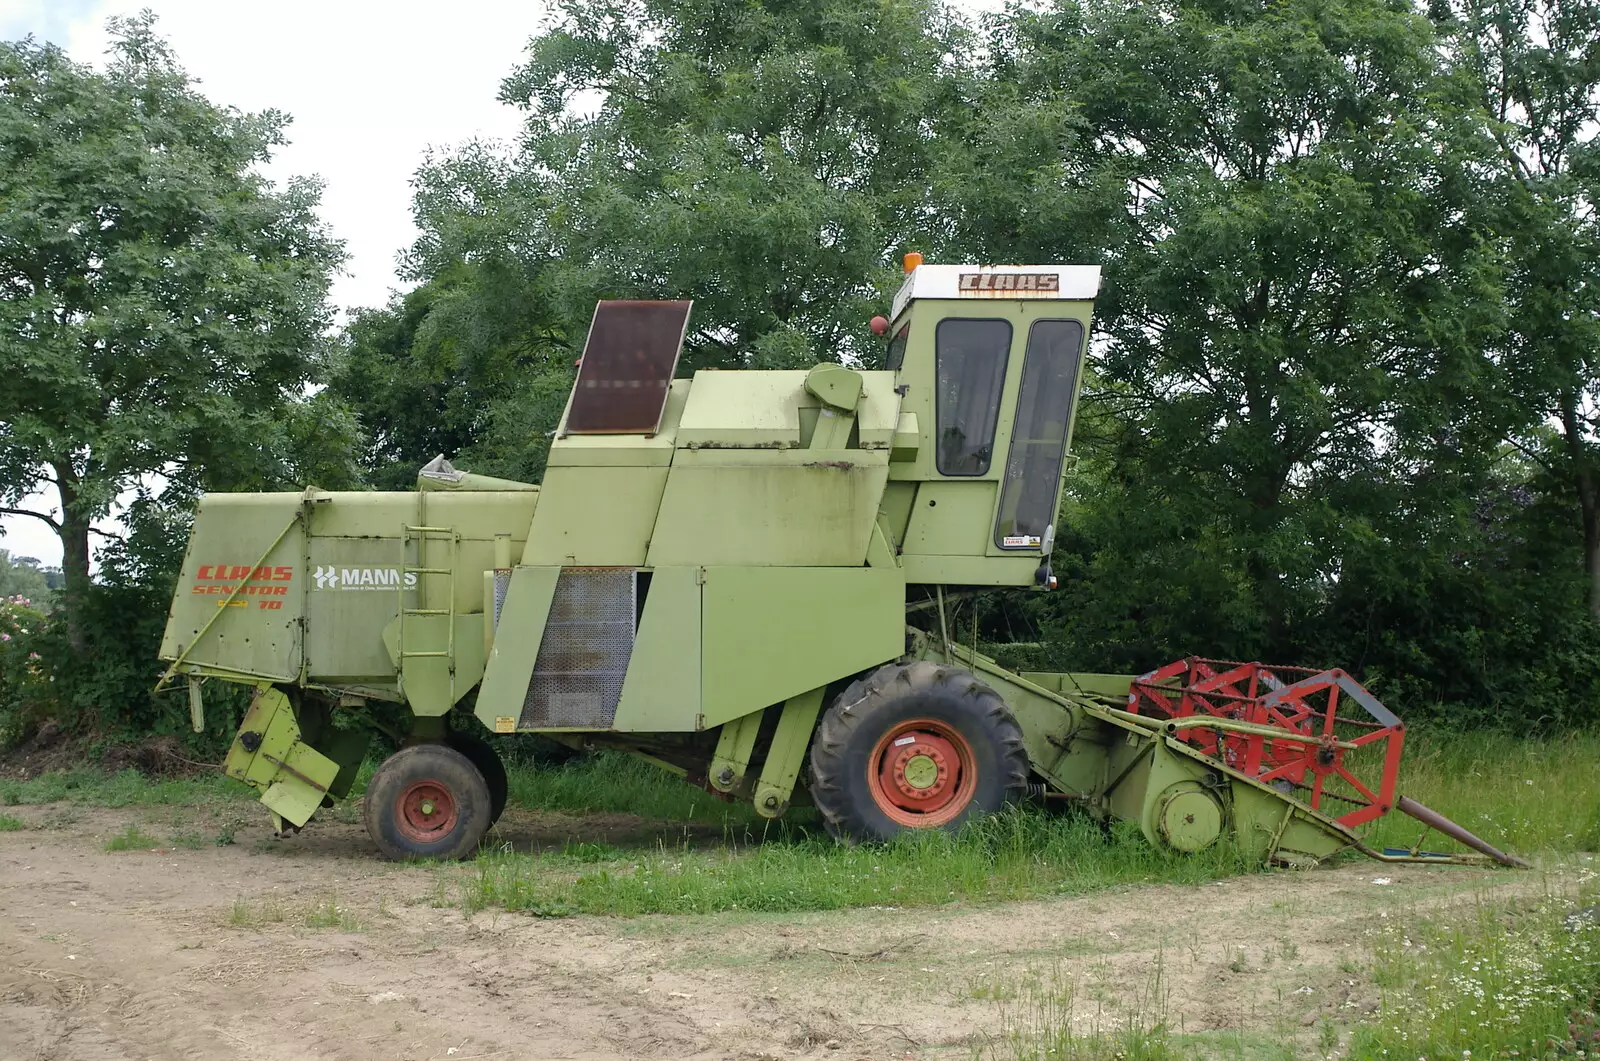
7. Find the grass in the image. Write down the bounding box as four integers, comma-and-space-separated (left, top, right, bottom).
1349, 872, 1600, 1059
0, 766, 241, 808
972, 871, 1600, 1060
460, 809, 1261, 917
0, 812, 23, 831
227, 893, 364, 931
103, 823, 159, 851
1362, 729, 1600, 856
458, 728, 1596, 919
504, 751, 760, 824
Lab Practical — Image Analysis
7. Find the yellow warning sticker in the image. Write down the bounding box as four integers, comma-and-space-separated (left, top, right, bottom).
494, 716, 516, 734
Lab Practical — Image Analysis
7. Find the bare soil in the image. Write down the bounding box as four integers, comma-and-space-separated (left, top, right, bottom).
0, 801, 1567, 1061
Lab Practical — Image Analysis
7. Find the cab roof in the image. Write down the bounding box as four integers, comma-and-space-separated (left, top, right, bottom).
891, 263, 1101, 320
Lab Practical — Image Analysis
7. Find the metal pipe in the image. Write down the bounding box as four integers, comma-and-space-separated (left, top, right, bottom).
1397, 796, 1530, 868
1160, 717, 1359, 749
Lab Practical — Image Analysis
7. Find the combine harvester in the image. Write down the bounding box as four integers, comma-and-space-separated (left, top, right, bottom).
156, 257, 1525, 869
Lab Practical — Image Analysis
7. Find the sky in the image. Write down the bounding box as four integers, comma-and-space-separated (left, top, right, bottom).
0, 0, 1005, 569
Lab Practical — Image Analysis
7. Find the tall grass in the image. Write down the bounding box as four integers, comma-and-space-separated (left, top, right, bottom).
503, 751, 760, 824
461, 810, 1260, 917
1363, 729, 1600, 856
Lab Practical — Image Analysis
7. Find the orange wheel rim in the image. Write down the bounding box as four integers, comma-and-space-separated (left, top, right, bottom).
396, 780, 459, 843
867, 718, 978, 827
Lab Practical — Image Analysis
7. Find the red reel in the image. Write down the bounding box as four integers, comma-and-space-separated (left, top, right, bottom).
1127, 659, 1404, 829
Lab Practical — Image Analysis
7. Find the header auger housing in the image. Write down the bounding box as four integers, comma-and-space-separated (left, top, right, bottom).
157, 258, 1523, 870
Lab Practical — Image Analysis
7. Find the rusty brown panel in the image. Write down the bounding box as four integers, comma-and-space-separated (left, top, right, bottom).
564, 300, 693, 435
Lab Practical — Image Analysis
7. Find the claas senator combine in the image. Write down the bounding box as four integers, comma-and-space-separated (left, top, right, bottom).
155, 257, 1525, 869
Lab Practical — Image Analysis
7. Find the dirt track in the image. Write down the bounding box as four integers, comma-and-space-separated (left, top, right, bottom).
0, 802, 1567, 1060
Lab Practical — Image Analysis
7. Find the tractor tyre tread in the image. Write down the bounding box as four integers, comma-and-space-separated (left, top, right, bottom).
808, 661, 1029, 844
448, 728, 509, 825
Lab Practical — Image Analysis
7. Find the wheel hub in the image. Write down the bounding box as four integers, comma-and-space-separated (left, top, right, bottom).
396, 780, 459, 843
867, 719, 979, 827
881, 733, 957, 804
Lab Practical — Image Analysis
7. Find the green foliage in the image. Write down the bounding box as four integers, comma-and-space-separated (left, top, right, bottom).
0, 550, 54, 602
1351, 883, 1600, 1058
0, 813, 22, 831
0, 593, 47, 743
1363, 729, 1600, 854
489, 0, 972, 369
0, 15, 351, 661
952, 0, 1600, 727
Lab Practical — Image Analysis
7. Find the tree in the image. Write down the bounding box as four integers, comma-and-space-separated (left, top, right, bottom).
0, 16, 347, 650
331, 143, 573, 487
492, 0, 975, 369
958, 0, 1510, 664
1437, 0, 1600, 614
0, 549, 52, 602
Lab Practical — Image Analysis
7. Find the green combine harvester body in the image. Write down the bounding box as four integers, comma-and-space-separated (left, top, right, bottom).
157, 260, 1524, 868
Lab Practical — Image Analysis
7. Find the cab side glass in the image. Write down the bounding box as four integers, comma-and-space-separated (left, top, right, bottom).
994, 319, 1085, 548
935, 318, 1011, 476
885, 324, 910, 371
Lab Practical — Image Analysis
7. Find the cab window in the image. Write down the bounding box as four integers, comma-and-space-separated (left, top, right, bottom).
885, 324, 910, 371
935, 319, 1011, 476
994, 319, 1084, 548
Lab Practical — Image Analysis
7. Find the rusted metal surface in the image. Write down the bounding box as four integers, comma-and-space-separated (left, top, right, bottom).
564, 300, 692, 435
1397, 795, 1531, 868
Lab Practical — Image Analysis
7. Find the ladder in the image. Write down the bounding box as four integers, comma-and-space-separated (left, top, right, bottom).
398, 523, 458, 703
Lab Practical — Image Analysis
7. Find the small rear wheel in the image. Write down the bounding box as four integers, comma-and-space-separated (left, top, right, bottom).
809, 661, 1029, 843
448, 728, 508, 825
363, 744, 492, 860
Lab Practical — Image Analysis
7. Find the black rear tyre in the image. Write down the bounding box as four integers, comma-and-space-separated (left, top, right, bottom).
808, 661, 1029, 844
449, 728, 509, 825
363, 744, 492, 861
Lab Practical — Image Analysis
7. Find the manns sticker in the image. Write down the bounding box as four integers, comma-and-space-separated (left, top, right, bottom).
312, 566, 419, 591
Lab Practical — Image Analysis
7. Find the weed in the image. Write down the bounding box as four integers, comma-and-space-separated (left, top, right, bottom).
228, 896, 287, 927
505, 752, 761, 824
1363, 730, 1600, 856
104, 824, 158, 851
1350, 873, 1600, 1057
214, 818, 241, 846
461, 811, 1259, 918
167, 831, 206, 850
38, 807, 82, 829
974, 954, 1175, 1061
0, 813, 23, 831
303, 895, 364, 931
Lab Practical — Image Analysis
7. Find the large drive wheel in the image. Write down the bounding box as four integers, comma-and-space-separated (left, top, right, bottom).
809, 661, 1030, 843
363, 744, 492, 861
449, 728, 509, 825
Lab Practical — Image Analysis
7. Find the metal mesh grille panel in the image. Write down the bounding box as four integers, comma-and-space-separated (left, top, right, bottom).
564, 300, 692, 435
520, 568, 636, 729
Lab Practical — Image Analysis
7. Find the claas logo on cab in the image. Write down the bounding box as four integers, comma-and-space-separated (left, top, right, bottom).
190, 564, 294, 596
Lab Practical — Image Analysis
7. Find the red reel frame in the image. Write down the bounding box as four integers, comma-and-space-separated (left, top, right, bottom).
1127, 659, 1405, 830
